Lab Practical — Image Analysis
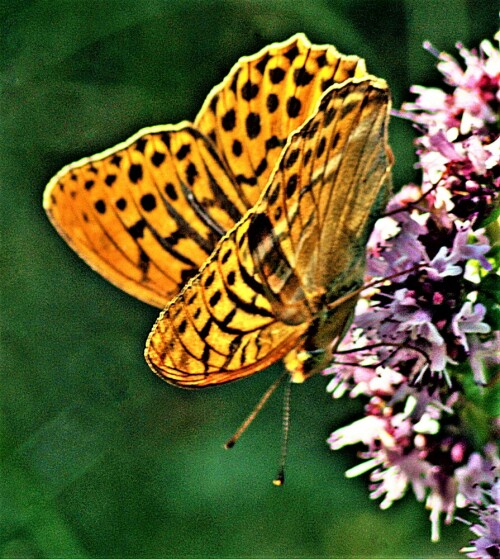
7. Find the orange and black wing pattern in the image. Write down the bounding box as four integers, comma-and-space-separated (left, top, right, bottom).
43, 126, 246, 308
145, 78, 392, 387
43, 35, 392, 388
43, 34, 367, 309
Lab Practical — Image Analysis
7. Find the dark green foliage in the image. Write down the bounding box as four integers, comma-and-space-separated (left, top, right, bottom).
1, 1, 497, 557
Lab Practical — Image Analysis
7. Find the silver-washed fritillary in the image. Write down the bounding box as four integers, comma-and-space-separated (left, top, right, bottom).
43, 34, 393, 388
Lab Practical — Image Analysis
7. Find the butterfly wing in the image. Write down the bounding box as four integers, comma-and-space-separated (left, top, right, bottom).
257, 77, 393, 302
43, 125, 247, 308
195, 33, 368, 209
145, 77, 392, 388
43, 35, 369, 309
145, 215, 309, 387
43, 36, 391, 388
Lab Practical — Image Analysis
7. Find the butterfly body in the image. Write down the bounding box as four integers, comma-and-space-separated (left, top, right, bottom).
44, 34, 393, 389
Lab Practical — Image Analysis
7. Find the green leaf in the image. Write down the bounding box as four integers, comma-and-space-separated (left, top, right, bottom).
484, 381, 500, 418
477, 272, 500, 330
479, 204, 500, 228
479, 273, 500, 303
458, 374, 498, 449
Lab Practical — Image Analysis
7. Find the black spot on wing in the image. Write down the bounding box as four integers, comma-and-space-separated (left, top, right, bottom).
286, 149, 300, 169
324, 108, 336, 127
321, 77, 334, 92
236, 174, 257, 187
186, 162, 198, 186
94, 200, 106, 214
306, 121, 320, 140
176, 144, 191, 160
181, 268, 197, 283
199, 318, 212, 339
160, 132, 171, 149
286, 174, 298, 198
294, 67, 314, 86
266, 93, 279, 113
151, 151, 165, 167
222, 109, 236, 131
268, 184, 280, 206
284, 45, 299, 62
229, 71, 240, 94
205, 270, 215, 289
128, 219, 147, 239
287, 97, 301, 118
104, 174, 116, 187
317, 137, 326, 158
316, 53, 327, 67
331, 132, 341, 150
139, 249, 150, 276
135, 137, 147, 153
221, 249, 232, 264
265, 135, 284, 150
246, 112, 261, 139
165, 182, 178, 201
140, 193, 156, 212
255, 157, 268, 177
209, 94, 218, 113
221, 308, 237, 328
255, 53, 271, 74
129, 163, 143, 183
269, 67, 285, 84
241, 80, 259, 101
232, 139, 242, 156
209, 290, 221, 307
110, 155, 122, 167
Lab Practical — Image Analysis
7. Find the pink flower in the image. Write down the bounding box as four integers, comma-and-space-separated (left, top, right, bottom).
326, 34, 498, 548
468, 333, 500, 386
461, 478, 500, 559
452, 303, 491, 351
455, 449, 499, 503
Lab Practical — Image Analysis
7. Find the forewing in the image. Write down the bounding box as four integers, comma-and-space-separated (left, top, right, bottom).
254, 76, 393, 305
195, 33, 368, 210
145, 77, 392, 387
43, 125, 247, 308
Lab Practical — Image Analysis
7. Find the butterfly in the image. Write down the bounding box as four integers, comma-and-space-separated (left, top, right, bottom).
43, 33, 393, 389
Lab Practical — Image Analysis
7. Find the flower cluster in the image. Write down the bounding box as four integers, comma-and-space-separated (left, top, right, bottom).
460, 479, 500, 558
325, 34, 500, 553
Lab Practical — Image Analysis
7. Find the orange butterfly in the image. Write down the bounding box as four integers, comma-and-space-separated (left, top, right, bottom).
43, 34, 393, 389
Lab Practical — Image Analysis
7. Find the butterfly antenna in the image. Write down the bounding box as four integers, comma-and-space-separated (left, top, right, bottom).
273, 376, 292, 487
225, 371, 287, 449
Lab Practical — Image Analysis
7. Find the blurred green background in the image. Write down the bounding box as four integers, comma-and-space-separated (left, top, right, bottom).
1, 1, 497, 557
